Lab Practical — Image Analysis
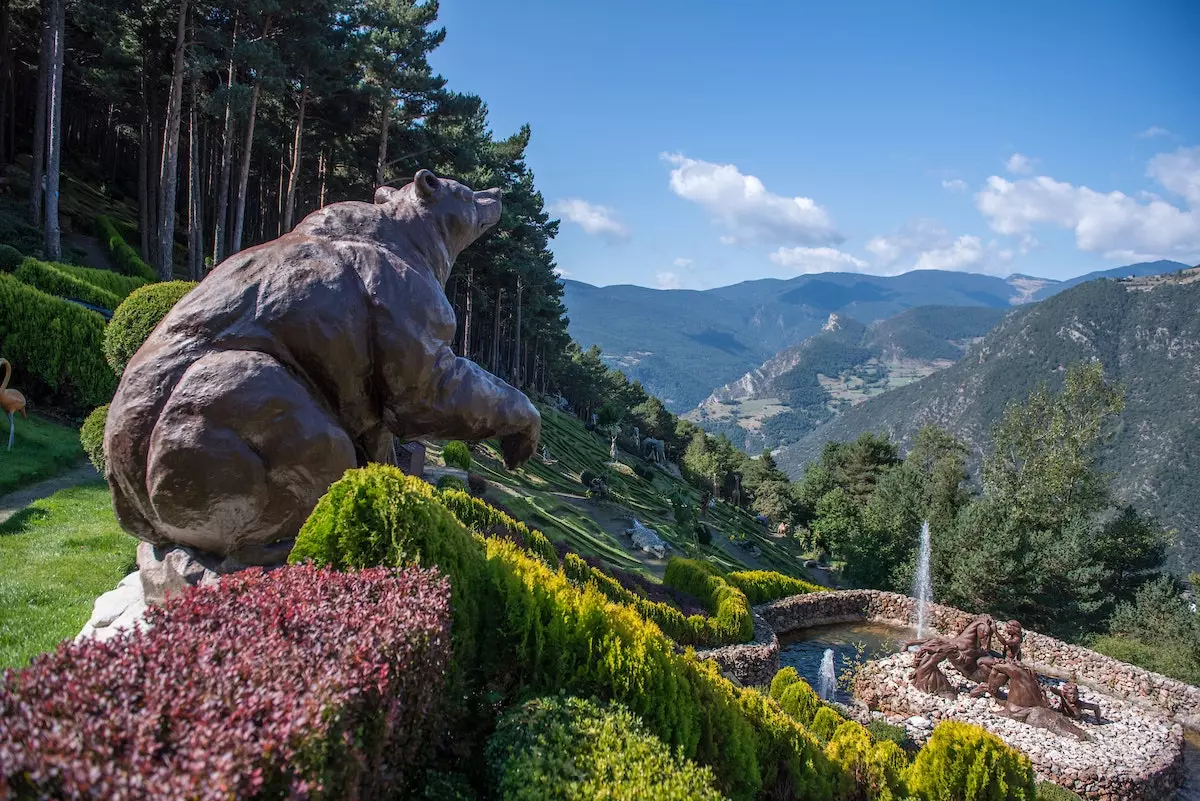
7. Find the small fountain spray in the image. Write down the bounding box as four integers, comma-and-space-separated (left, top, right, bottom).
911, 520, 933, 640
817, 649, 837, 701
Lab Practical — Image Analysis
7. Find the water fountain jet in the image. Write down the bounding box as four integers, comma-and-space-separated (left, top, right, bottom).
911, 520, 933, 640
818, 648, 836, 701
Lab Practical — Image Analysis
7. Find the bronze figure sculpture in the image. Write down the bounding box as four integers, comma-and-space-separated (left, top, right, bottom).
0, 359, 26, 451
105, 170, 540, 566
1048, 679, 1101, 723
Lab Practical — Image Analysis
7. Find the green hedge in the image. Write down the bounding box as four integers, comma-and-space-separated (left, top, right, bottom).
0, 273, 115, 411
42, 260, 148, 301
442, 440, 472, 470
14, 259, 122, 310
436, 474, 468, 493
726, 569, 826, 604
104, 280, 196, 376
0, 244, 23, 272
663, 557, 754, 644
95, 216, 156, 282
80, 404, 109, 474
434, 487, 558, 569
487, 696, 724, 801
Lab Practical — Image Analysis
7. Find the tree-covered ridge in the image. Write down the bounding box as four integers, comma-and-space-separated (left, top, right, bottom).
776, 270, 1200, 574
4, 0, 572, 397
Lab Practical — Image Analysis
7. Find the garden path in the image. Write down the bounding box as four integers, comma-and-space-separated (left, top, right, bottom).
0, 460, 101, 525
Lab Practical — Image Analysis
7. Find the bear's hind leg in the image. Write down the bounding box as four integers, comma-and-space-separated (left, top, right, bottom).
145, 350, 356, 564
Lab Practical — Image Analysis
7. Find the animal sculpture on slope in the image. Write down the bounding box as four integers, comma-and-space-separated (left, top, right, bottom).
0, 358, 27, 451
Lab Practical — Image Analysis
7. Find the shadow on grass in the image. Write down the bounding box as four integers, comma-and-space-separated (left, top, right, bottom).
0, 506, 50, 535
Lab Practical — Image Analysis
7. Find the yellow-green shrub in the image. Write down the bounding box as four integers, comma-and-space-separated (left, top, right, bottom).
770, 667, 822, 727
905, 721, 1036, 801
726, 569, 826, 604
0, 273, 115, 411
810, 706, 845, 743
95, 215, 156, 281
663, 557, 754, 644
289, 466, 494, 665
435, 487, 557, 569
486, 695, 724, 801
80, 404, 109, 474
14, 258, 122, 310
104, 280, 197, 375
442, 440, 471, 470
825, 720, 909, 800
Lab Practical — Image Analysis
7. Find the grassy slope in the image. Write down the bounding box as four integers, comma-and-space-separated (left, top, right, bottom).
0, 483, 136, 668
0, 414, 86, 495
434, 403, 812, 580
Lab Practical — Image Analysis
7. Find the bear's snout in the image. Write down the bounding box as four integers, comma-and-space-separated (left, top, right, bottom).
475, 188, 502, 228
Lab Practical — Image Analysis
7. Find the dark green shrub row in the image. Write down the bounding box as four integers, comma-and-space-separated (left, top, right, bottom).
39, 258, 148, 301
80, 404, 108, 474
0, 244, 23, 272
725, 569, 827, 604
95, 215, 156, 281
103, 280, 196, 375
435, 486, 558, 569
0, 273, 115, 411
487, 695, 724, 801
437, 474, 468, 493
663, 557, 754, 644
14, 258, 122, 310
442, 440, 472, 470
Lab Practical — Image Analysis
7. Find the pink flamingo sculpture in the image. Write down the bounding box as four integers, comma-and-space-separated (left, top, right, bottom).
0, 358, 27, 450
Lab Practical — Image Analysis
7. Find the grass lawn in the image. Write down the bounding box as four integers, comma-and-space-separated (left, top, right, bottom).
0, 413, 86, 495
0, 483, 135, 669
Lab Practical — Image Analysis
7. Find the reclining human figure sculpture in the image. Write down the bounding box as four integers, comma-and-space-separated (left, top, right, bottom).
104, 170, 541, 568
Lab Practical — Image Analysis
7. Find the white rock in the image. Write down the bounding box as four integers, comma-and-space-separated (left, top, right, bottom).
87, 580, 143, 628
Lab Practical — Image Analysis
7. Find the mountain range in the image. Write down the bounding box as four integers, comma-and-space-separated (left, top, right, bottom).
561, 261, 1186, 411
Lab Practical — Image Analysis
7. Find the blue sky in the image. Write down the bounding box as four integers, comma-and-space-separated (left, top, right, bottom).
429, 1, 1200, 289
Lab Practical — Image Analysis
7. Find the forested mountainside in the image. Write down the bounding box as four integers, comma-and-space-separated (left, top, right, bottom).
561, 261, 1188, 410
775, 268, 1200, 572
686, 306, 1009, 453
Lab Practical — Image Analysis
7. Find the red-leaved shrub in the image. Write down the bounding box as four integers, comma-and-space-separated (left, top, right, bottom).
0, 564, 451, 800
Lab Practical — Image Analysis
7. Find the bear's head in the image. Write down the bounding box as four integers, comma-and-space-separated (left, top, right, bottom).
374, 169, 502, 286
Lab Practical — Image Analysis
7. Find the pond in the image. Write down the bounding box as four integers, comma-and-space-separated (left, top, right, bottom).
1180, 728, 1200, 801
777, 621, 915, 705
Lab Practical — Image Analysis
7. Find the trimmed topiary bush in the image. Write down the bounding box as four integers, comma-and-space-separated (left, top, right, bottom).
579, 469, 597, 489
80, 404, 109, 475
810, 705, 845, 743
95, 215, 156, 281
0, 244, 22, 272
442, 440, 471, 471
14, 258, 122, 310
866, 719, 910, 748
663, 557, 754, 644
905, 720, 1037, 801
725, 569, 826, 604
437, 474, 468, 493
434, 486, 558, 569
1036, 782, 1083, 801
0, 273, 114, 412
104, 280, 196, 375
487, 695, 724, 801
0, 565, 451, 798
40, 259, 148, 301
466, 472, 488, 497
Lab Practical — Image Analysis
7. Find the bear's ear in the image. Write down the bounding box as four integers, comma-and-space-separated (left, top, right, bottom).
373, 186, 400, 205
414, 169, 440, 200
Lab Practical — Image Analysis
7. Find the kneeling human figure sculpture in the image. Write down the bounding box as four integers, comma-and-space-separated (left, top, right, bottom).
105, 170, 541, 567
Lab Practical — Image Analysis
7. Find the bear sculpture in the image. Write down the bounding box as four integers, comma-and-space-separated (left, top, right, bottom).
105, 170, 541, 569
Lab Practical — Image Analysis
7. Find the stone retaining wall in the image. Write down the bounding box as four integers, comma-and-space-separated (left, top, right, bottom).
694, 612, 779, 687
756, 589, 1200, 728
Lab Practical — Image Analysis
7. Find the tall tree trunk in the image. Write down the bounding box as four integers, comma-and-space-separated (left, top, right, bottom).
138, 80, 151, 262
229, 77, 260, 255
187, 83, 203, 279
513, 275, 523, 386
462, 266, 474, 359
0, 0, 12, 164
317, 149, 326, 207
211, 16, 237, 266
28, 0, 50, 227
490, 288, 503, 372
156, 0, 190, 280
282, 86, 307, 231
374, 92, 389, 187
42, 0, 64, 260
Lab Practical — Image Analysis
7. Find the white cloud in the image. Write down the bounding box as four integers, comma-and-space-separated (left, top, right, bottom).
549, 198, 629, 239
718, 235, 737, 245
655, 271, 682, 289
1137, 126, 1172, 139
1147, 145, 1200, 206
942, 179, 968, 192
865, 219, 1007, 275
976, 146, 1200, 262
769, 246, 870, 275
673, 257, 693, 268
661, 152, 843, 246
552, 266, 570, 278
1005, 153, 1036, 175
